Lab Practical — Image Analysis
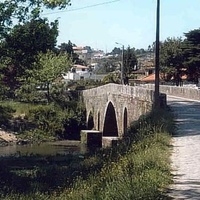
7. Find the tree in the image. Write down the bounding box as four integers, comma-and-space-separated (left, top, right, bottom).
17, 50, 72, 103
0, 18, 59, 96
110, 47, 122, 55
58, 41, 74, 55
183, 28, 200, 82
0, 0, 71, 38
160, 37, 184, 83
135, 48, 145, 55
0, 0, 71, 98
102, 71, 121, 84
57, 40, 85, 65
123, 46, 137, 76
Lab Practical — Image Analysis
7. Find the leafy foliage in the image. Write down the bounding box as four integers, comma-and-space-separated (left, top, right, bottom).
0, 105, 15, 127
0, 0, 71, 37
26, 104, 66, 138
160, 37, 184, 83
124, 46, 138, 76
63, 103, 86, 140
0, 18, 59, 97
110, 47, 121, 55
17, 50, 71, 103
102, 71, 121, 84
57, 40, 86, 65
183, 28, 200, 82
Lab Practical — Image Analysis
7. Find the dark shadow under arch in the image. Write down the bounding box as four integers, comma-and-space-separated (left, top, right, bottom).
88, 112, 94, 130
123, 107, 128, 135
103, 102, 118, 136
97, 112, 100, 131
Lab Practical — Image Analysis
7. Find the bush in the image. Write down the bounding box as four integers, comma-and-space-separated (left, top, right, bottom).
0, 104, 15, 128
63, 103, 86, 140
18, 102, 87, 141
26, 104, 65, 138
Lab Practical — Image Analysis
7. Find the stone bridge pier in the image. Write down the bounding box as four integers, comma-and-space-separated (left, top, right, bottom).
82, 84, 154, 138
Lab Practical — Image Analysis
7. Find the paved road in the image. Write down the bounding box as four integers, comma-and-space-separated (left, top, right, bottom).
167, 95, 200, 199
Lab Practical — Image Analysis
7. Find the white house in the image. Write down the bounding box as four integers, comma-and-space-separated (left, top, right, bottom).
62, 64, 92, 81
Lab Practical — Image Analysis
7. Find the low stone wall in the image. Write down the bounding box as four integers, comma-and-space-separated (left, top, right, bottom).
143, 84, 200, 101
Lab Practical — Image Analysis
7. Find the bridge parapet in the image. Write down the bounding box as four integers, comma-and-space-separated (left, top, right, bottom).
82, 83, 154, 102
143, 84, 200, 101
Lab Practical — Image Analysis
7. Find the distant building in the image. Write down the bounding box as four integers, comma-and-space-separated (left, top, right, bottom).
73, 46, 92, 63
62, 64, 91, 81
62, 64, 106, 82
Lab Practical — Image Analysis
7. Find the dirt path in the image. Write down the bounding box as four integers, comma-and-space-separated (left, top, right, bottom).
167, 96, 200, 199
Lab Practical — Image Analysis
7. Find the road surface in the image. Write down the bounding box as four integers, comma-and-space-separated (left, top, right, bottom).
167, 95, 200, 199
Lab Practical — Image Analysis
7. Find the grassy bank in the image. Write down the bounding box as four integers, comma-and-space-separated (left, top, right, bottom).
0, 108, 174, 200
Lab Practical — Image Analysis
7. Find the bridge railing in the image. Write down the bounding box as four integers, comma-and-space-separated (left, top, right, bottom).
143, 84, 200, 101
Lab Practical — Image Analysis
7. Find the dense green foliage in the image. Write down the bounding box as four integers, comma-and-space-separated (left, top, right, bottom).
0, 95, 86, 142
0, 0, 70, 34
183, 28, 200, 82
160, 37, 184, 83
0, 105, 15, 127
57, 41, 85, 65
0, 108, 174, 199
0, 19, 60, 97
18, 51, 71, 103
159, 29, 200, 83
123, 46, 138, 76
0, 0, 72, 99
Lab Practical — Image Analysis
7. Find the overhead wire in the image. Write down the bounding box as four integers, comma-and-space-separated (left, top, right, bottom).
42, 0, 120, 16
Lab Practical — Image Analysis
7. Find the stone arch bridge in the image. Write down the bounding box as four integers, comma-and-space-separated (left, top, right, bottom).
82, 83, 155, 137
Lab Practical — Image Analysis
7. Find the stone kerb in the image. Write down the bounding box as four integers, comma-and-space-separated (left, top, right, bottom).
144, 84, 200, 101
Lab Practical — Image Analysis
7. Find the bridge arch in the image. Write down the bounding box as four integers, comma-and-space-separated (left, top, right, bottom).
123, 107, 128, 135
82, 83, 154, 137
103, 101, 118, 137
97, 111, 100, 131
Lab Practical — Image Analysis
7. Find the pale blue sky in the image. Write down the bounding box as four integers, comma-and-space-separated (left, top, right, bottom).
44, 0, 200, 52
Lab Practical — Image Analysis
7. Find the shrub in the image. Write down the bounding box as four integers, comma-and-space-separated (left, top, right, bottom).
26, 104, 65, 138
0, 104, 15, 128
63, 103, 86, 140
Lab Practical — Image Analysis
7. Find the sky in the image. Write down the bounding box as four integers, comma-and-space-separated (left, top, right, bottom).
43, 0, 200, 53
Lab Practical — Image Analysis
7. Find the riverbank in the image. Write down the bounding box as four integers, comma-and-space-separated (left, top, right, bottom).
0, 108, 174, 200
0, 129, 17, 146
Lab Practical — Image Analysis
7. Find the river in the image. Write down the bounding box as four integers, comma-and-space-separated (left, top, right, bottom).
0, 140, 87, 157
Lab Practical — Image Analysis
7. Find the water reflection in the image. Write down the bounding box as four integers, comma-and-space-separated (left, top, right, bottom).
0, 140, 87, 157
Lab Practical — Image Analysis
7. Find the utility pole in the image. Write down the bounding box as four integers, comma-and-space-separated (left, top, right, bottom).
154, 0, 160, 108
121, 45, 124, 84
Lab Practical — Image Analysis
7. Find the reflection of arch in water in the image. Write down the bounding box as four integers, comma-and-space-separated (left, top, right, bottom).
103, 102, 118, 136
123, 107, 128, 135
87, 111, 94, 130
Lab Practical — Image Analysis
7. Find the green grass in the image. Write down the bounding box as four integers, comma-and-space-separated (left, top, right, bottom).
0, 108, 174, 200
0, 101, 39, 117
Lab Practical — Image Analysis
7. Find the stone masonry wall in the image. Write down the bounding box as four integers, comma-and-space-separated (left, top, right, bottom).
143, 84, 200, 101
82, 83, 154, 137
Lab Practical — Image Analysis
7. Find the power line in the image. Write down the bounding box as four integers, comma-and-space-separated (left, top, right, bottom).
42, 0, 120, 16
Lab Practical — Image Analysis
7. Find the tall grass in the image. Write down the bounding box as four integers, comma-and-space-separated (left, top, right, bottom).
0, 108, 174, 200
